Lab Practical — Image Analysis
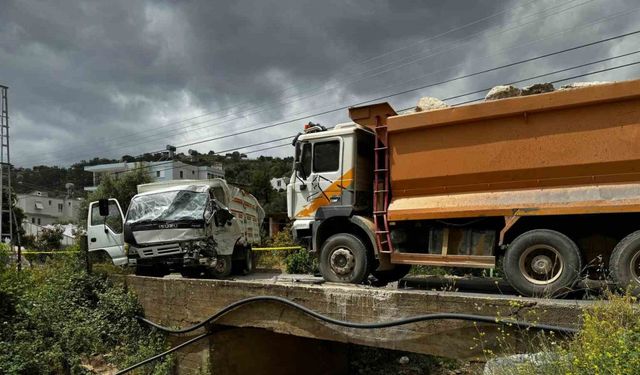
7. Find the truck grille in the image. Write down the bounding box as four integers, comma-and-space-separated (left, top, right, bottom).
138, 244, 182, 258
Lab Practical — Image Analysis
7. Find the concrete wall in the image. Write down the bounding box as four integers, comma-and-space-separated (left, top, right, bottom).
122, 275, 589, 374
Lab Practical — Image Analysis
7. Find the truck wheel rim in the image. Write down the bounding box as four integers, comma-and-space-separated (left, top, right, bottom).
519, 244, 564, 285
631, 250, 640, 284
215, 258, 227, 273
330, 248, 355, 276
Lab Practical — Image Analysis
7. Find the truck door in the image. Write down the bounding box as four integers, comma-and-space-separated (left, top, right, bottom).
87, 199, 126, 265
292, 138, 343, 219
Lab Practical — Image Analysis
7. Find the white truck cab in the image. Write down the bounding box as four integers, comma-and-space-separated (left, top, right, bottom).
87, 198, 127, 265
287, 122, 394, 282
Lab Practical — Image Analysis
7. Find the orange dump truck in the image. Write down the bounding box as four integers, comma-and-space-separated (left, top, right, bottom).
286, 79, 640, 296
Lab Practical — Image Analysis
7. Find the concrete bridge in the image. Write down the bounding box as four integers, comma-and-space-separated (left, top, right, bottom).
120, 274, 591, 374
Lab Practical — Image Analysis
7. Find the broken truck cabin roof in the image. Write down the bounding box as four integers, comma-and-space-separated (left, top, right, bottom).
348, 79, 640, 221
137, 178, 229, 195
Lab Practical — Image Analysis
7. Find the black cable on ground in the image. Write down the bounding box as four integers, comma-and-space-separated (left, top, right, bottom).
116, 332, 211, 375
116, 295, 580, 374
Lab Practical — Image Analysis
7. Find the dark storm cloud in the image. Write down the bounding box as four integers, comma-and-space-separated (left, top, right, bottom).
1, 0, 639, 167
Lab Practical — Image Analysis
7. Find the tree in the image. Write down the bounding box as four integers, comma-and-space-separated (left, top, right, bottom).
77, 169, 152, 226
262, 191, 287, 216
33, 227, 64, 251
247, 169, 272, 205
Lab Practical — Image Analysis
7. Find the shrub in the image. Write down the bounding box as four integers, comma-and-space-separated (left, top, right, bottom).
33, 226, 64, 250
255, 225, 296, 271
487, 293, 640, 375
0, 254, 171, 374
284, 248, 317, 274
0, 243, 10, 267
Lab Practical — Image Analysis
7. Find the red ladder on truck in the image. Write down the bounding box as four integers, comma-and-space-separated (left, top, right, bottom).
373, 115, 394, 254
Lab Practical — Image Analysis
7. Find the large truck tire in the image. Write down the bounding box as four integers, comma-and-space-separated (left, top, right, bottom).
206, 255, 233, 278
504, 229, 582, 297
233, 247, 254, 275
319, 233, 371, 283
372, 264, 412, 283
609, 230, 640, 296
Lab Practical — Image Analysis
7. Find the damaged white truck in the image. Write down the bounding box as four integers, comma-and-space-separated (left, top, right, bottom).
87, 179, 264, 278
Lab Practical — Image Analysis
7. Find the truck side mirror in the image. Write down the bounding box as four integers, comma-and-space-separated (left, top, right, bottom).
295, 161, 308, 180
98, 199, 110, 217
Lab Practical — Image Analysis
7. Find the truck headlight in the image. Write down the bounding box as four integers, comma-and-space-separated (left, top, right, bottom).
124, 243, 130, 256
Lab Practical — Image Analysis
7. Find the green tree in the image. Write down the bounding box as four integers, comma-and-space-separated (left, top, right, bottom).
77, 169, 152, 226
248, 169, 273, 204
33, 227, 64, 251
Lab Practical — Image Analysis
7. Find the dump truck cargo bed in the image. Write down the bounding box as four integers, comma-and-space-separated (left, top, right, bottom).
380, 80, 640, 220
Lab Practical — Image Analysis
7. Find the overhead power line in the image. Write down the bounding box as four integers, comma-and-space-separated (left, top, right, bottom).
110, 55, 640, 177
16, 0, 605, 166
61, 0, 550, 146
16, 1, 543, 163
147, 31, 640, 152
30, 3, 638, 169
233, 55, 640, 156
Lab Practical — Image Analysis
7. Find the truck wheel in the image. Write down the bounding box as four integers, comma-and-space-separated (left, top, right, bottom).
504, 229, 582, 297
207, 255, 232, 278
242, 248, 255, 275
319, 234, 371, 283
372, 264, 412, 283
609, 230, 640, 296
233, 247, 254, 275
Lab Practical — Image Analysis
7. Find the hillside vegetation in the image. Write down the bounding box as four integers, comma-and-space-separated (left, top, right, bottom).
0, 247, 172, 374
15, 151, 294, 216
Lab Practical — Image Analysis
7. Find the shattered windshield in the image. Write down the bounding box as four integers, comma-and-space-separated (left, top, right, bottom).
127, 190, 208, 223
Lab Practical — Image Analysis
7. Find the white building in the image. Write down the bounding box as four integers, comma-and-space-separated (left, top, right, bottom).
270, 177, 289, 191
16, 191, 82, 226
84, 160, 225, 191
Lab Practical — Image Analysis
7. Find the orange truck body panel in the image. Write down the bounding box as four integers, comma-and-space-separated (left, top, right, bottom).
358, 79, 640, 221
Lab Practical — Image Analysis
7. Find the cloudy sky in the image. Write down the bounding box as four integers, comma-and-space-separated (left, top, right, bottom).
1, 0, 640, 167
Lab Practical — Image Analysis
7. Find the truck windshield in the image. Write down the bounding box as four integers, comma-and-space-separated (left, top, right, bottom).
127, 190, 208, 223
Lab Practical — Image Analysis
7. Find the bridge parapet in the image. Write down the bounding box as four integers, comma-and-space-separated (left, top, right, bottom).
126, 275, 587, 349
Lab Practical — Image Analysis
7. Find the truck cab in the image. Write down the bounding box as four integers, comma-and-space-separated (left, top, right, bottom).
287, 122, 401, 282
288, 122, 373, 238
88, 179, 264, 278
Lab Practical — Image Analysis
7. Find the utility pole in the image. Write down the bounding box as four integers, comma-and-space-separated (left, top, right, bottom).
0, 84, 14, 258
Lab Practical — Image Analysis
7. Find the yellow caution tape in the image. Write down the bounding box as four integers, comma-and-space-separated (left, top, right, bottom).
252, 246, 303, 251
16, 251, 81, 255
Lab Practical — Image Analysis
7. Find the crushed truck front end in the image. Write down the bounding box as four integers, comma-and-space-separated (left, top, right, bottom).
124, 186, 214, 271
89, 179, 263, 278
